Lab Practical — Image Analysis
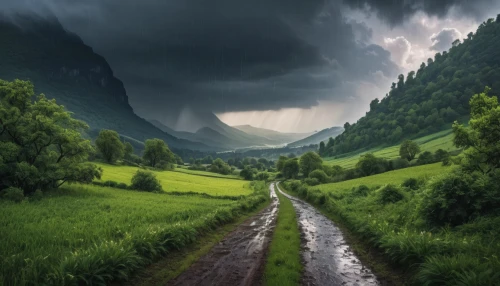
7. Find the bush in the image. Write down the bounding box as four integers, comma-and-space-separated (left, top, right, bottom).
352, 185, 370, 197
255, 172, 270, 181
402, 178, 420, 190
420, 170, 500, 226
309, 169, 329, 183
417, 151, 436, 165
130, 171, 163, 192
31, 189, 43, 201
103, 180, 118, 188
378, 184, 405, 204
390, 158, 410, 170
2, 187, 24, 202
116, 183, 129, 189
304, 178, 320, 186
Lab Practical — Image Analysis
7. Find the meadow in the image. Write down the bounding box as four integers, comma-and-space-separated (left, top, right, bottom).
283, 163, 500, 285
174, 167, 241, 180
95, 163, 252, 196
317, 163, 450, 191
0, 183, 268, 285
324, 129, 457, 169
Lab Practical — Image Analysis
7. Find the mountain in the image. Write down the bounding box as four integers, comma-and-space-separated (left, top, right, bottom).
287, 126, 344, 147
327, 17, 500, 157
0, 13, 214, 151
233, 125, 313, 144
151, 111, 289, 149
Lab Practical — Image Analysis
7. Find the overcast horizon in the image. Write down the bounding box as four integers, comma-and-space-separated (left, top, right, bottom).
2, 0, 499, 133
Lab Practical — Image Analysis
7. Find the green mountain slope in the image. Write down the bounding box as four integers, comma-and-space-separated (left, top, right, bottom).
233, 125, 313, 144
287, 126, 343, 147
0, 14, 214, 151
328, 17, 500, 156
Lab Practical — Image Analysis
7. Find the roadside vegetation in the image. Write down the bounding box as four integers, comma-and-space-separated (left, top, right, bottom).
282, 87, 500, 285
264, 184, 302, 285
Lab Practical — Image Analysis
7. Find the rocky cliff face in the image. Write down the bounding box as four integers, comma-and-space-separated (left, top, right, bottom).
0, 13, 213, 151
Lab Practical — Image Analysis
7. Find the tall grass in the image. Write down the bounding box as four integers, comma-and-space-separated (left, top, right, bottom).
0, 182, 268, 285
282, 165, 500, 285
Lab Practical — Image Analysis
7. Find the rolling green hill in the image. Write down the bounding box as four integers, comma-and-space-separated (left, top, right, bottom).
0, 14, 214, 151
327, 17, 500, 157
287, 126, 343, 147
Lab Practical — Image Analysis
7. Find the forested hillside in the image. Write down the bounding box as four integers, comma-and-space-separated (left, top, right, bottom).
327, 16, 500, 156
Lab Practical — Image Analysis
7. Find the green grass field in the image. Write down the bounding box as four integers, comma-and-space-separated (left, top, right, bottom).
95, 163, 252, 196
316, 163, 452, 192
0, 183, 268, 285
174, 167, 241, 180
264, 185, 301, 285
324, 129, 457, 169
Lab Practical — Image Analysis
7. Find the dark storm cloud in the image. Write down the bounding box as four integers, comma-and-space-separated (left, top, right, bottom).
344, 0, 497, 25
1, 0, 401, 119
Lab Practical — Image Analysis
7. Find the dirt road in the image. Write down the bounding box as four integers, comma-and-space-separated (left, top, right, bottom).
170, 184, 279, 286
276, 183, 379, 286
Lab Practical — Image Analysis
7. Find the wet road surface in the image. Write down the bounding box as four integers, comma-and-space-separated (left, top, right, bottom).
170, 184, 279, 286
276, 183, 379, 286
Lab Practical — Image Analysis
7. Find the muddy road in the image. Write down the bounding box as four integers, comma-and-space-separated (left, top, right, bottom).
276, 183, 379, 286
170, 184, 279, 286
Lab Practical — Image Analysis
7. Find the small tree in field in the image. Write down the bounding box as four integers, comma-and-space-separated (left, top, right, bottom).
0, 79, 101, 195
130, 170, 162, 192
124, 142, 134, 158
399, 140, 420, 161
299, 151, 323, 177
95, 129, 124, 163
143, 138, 175, 168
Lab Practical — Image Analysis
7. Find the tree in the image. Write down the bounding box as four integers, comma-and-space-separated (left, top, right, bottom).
276, 156, 288, 171
95, 130, 125, 163
0, 79, 101, 194
240, 166, 254, 180
283, 159, 299, 179
299, 151, 323, 177
356, 154, 385, 176
309, 169, 329, 183
453, 87, 500, 173
318, 141, 326, 156
124, 142, 134, 158
143, 138, 175, 168
399, 140, 421, 161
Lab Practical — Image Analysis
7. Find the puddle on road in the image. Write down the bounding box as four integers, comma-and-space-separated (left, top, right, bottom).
276, 183, 379, 286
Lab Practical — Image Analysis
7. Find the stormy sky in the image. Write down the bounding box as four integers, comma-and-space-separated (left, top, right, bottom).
1, 0, 499, 132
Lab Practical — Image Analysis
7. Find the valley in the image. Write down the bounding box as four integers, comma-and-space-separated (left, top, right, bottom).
1, 6, 500, 286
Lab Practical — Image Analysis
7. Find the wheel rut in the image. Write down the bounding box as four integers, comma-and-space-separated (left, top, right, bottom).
169, 184, 279, 286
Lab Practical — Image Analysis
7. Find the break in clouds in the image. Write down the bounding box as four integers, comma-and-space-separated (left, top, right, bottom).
1, 0, 498, 131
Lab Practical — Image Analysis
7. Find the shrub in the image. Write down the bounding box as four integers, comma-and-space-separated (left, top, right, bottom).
31, 189, 43, 201
378, 184, 405, 204
417, 151, 436, 165
352, 185, 370, 197
116, 183, 128, 189
103, 180, 118, 188
130, 170, 163, 192
402, 178, 420, 190
420, 170, 500, 226
309, 169, 329, 183
255, 172, 270, 181
304, 178, 320, 186
391, 158, 410, 170
2, 187, 24, 202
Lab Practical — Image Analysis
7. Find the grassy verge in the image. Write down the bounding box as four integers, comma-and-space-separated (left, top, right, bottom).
123, 198, 270, 286
282, 164, 500, 285
264, 185, 302, 286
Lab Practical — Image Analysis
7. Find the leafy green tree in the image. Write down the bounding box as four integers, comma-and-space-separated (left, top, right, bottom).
299, 151, 323, 177
143, 138, 175, 168
453, 87, 500, 173
95, 130, 124, 163
240, 166, 254, 180
356, 154, 384, 176
309, 169, 329, 183
124, 142, 134, 158
318, 141, 326, 156
417, 151, 435, 165
0, 79, 101, 194
399, 140, 421, 161
283, 159, 299, 179
276, 156, 288, 171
